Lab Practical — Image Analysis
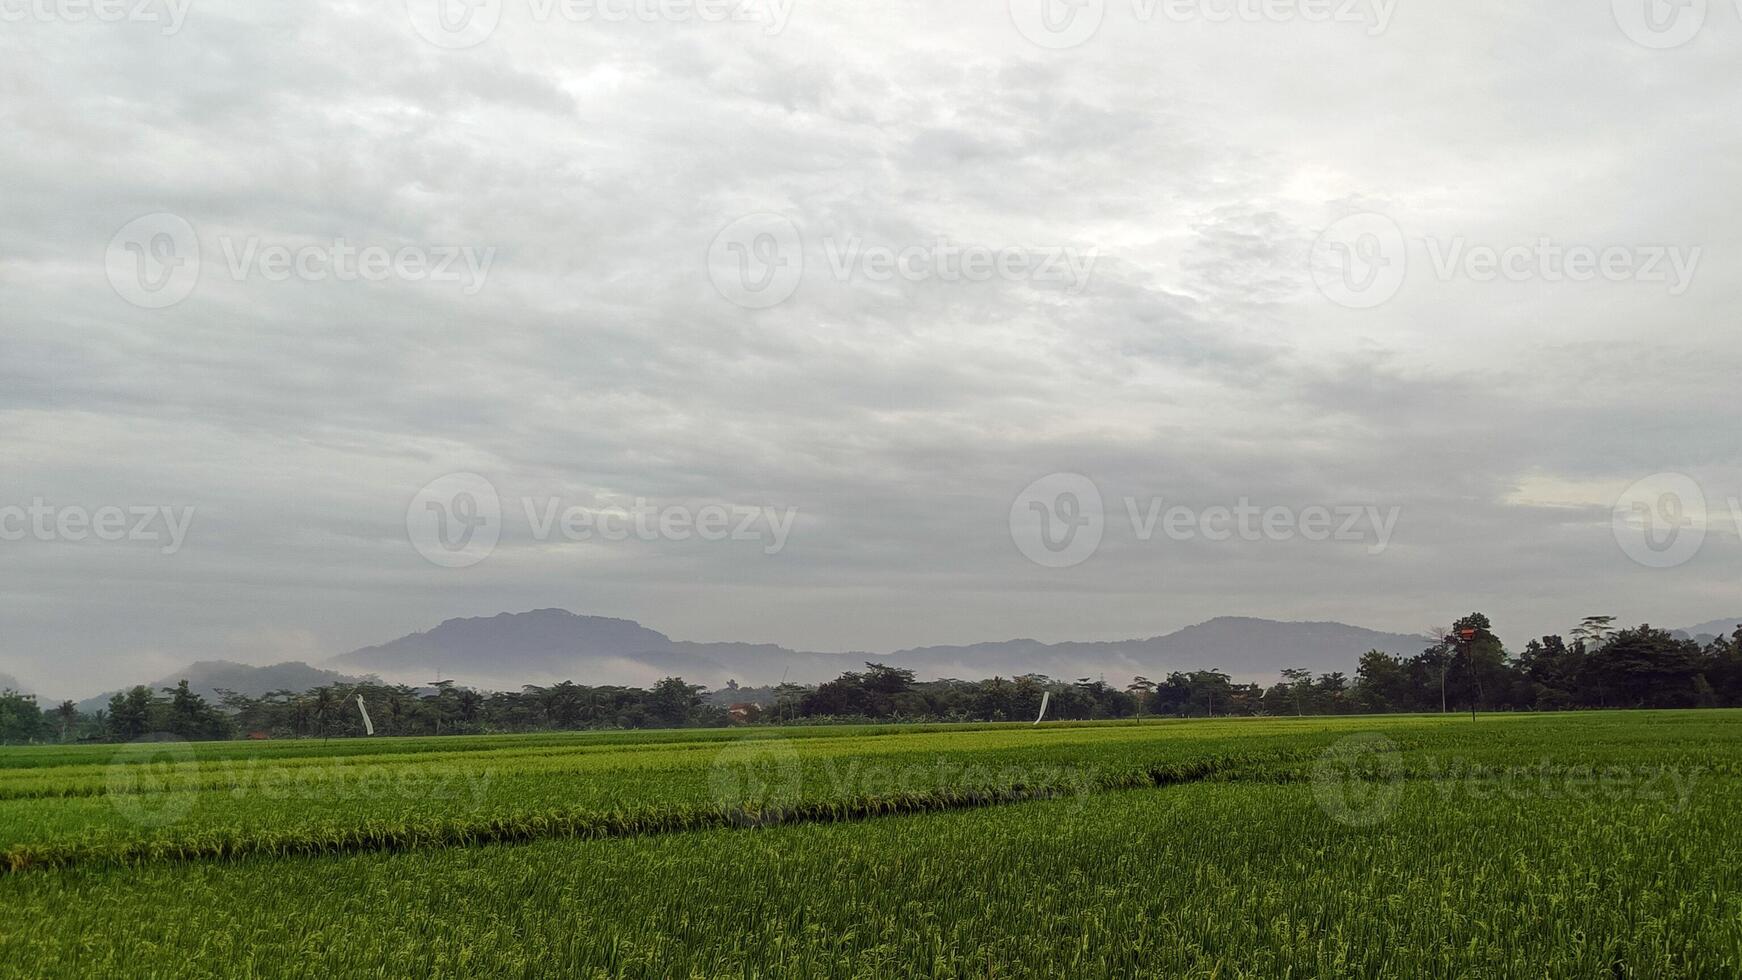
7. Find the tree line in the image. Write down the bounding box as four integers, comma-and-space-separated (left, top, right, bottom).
2, 615, 1738, 743
0, 676, 718, 744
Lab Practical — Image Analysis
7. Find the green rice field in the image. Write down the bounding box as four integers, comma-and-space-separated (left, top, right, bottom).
3, 711, 1739, 977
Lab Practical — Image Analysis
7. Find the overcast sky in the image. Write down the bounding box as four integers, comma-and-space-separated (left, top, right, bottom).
3, 1, 1740, 698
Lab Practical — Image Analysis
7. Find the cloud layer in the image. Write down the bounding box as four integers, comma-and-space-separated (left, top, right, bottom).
3, 1, 1740, 697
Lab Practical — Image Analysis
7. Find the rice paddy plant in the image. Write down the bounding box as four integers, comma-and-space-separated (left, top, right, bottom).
3, 774, 1736, 977
0, 710, 1737, 977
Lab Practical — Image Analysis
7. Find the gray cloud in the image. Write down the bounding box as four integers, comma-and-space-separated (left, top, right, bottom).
2, 1, 1739, 698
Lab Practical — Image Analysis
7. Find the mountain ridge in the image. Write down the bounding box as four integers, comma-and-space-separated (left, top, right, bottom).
67, 612, 1742, 703
326, 609, 1432, 690
74, 661, 373, 714
1677, 618, 1742, 641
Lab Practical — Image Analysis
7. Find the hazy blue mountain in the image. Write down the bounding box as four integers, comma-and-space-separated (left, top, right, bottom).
76, 661, 372, 713
887, 617, 1427, 682
0, 673, 29, 696
326, 609, 1427, 689
331, 610, 679, 681
1678, 618, 1742, 641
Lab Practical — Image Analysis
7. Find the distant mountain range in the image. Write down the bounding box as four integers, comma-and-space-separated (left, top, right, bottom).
63, 611, 1742, 704
1676, 619, 1741, 641
326, 609, 1433, 690
0, 673, 27, 696
75, 661, 373, 714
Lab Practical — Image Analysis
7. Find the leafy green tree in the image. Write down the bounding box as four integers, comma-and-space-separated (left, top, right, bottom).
1010, 675, 1047, 721
162, 680, 230, 740
1446, 613, 1506, 713
1279, 668, 1313, 716
1353, 650, 1409, 712
311, 686, 336, 738
1586, 625, 1703, 708
1701, 628, 1742, 706
1571, 615, 1618, 650
0, 690, 47, 743
105, 686, 153, 740
648, 676, 706, 727
1186, 670, 1233, 717
54, 700, 79, 742
1126, 676, 1156, 717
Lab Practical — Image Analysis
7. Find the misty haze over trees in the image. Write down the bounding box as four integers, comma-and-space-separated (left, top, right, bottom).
3, 616, 1739, 744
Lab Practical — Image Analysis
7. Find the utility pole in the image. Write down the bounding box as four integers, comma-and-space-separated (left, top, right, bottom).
1455, 628, 1478, 721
